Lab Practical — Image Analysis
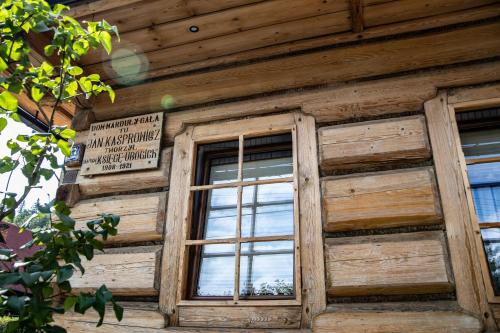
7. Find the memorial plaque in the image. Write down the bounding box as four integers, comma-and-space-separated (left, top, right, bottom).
80, 112, 163, 176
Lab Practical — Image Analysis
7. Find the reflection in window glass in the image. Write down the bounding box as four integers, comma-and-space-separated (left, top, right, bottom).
191, 134, 296, 299
460, 125, 500, 296
196, 244, 235, 297
242, 183, 294, 238
481, 229, 500, 295
468, 162, 500, 223
240, 241, 294, 297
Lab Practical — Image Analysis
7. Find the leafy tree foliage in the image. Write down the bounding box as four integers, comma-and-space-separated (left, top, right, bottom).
0, 0, 123, 331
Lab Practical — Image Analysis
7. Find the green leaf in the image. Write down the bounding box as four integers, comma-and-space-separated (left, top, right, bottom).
68, 66, 83, 76
0, 91, 18, 112
108, 88, 115, 103
113, 302, 124, 322
0, 57, 7, 72
0, 118, 7, 132
64, 296, 77, 311
59, 128, 76, 139
31, 85, 44, 102
57, 139, 71, 156
44, 45, 56, 57
10, 112, 21, 122
99, 31, 112, 55
6, 295, 27, 313
56, 265, 74, 283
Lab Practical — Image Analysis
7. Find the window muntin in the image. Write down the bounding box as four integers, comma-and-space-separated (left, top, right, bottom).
185, 133, 298, 302
459, 126, 500, 295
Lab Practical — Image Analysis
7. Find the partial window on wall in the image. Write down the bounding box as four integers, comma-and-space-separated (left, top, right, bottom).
457, 108, 500, 294
186, 133, 298, 300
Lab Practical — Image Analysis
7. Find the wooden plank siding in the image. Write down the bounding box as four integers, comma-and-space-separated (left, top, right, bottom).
76, 148, 171, 197
70, 246, 161, 296
318, 115, 430, 171
322, 167, 442, 232
79, 0, 350, 66
92, 22, 500, 117
178, 306, 301, 329
325, 231, 454, 297
82, 0, 499, 83
313, 311, 482, 333
71, 192, 167, 243
56, 302, 166, 329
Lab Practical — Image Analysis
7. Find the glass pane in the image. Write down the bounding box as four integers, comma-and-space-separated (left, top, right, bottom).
243, 157, 293, 181
199, 187, 238, 239
460, 128, 500, 160
196, 244, 235, 297
209, 162, 238, 185
243, 133, 293, 181
239, 241, 294, 297
241, 183, 294, 237
481, 229, 500, 295
467, 162, 500, 224
195, 140, 238, 186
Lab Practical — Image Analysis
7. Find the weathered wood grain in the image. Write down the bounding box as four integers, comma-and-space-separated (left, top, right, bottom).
178, 306, 301, 329
87, 11, 351, 83
71, 192, 167, 243
325, 231, 454, 297
80, 0, 348, 66
318, 115, 430, 171
425, 92, 497, 330
313, 310, 482, 333
70, 246, 161, 296
87, 0, 500, 83
364, 0, 496, 27
322, 167, 442, 232
295, 114, 326, 327
76, 148, 171, 197
159, 128, 195, 325
93, 22, 500, 116
56, 302, 165, 329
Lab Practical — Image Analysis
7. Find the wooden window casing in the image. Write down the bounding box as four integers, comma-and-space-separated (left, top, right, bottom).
159, 112, 326, 328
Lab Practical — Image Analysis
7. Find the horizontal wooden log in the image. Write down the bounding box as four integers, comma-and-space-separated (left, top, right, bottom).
80, 0, 348, 66
93, 22, 500, 116
70, 246, 161, 296
59, 320, 307, 333
56, 302, 165, 330
364, 0, 496, 27
77, 148, 171, 197
88, 10, 351, 83
178, 306, 301, 329
322, 167, 442, 232
78, 61, 500, 144
318, 115, 430, 171
325, 231, 454, 297
71, 192, 167, 243
88, 1, 500, 84
313, 311, 481, 333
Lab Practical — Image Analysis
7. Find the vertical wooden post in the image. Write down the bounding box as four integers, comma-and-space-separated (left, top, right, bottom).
159, 127, 195, 325
424, 92, 496, 331
295, 113, 326, 327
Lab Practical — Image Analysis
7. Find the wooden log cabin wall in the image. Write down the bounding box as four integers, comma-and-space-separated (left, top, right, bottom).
45, 0, 500, 331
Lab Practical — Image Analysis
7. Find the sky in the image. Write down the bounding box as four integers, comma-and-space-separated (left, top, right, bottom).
0, 118, 63, 210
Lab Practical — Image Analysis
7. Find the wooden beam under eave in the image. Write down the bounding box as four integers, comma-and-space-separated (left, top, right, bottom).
349, 0, 364, 33
16, 92, 72, 127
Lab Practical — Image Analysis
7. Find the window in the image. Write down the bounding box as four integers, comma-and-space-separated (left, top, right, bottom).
457, 109, 500, 295
160, 113, 325, 328
185, 133, 300, 302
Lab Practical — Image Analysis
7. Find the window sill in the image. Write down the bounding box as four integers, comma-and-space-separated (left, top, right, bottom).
177, 299, 301, 307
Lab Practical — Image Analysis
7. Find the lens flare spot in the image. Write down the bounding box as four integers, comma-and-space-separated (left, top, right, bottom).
110, 47, 148, 86
161, 95, 175, 110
